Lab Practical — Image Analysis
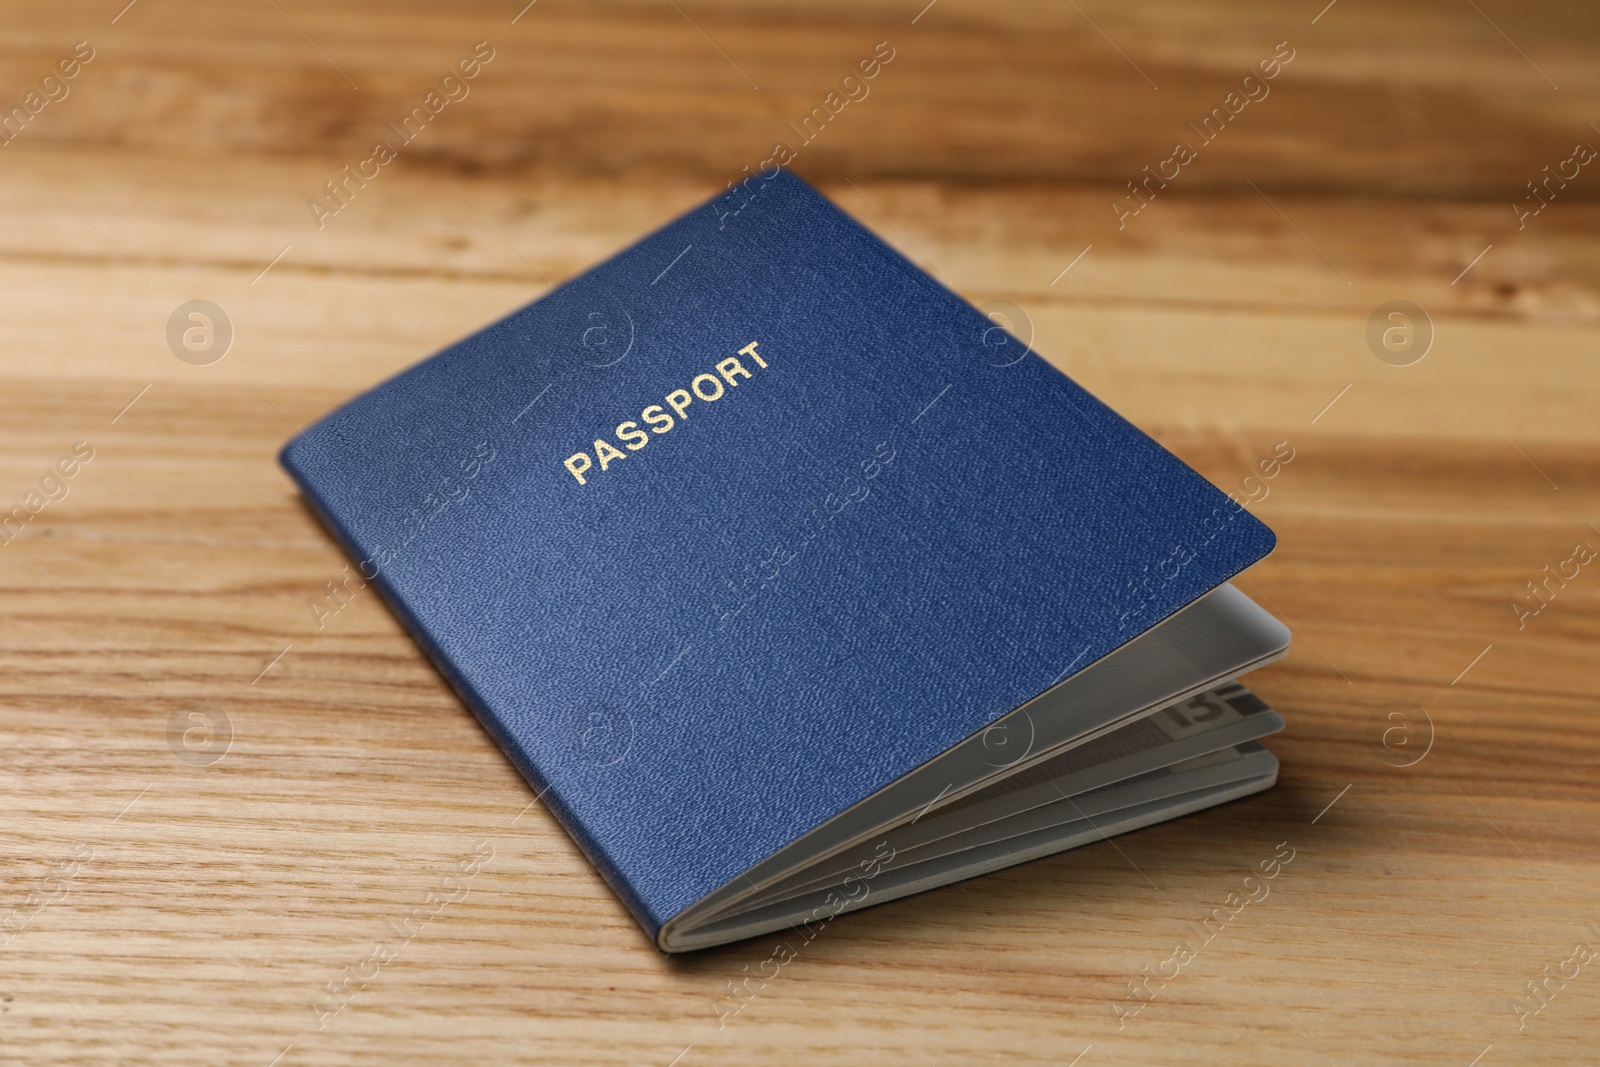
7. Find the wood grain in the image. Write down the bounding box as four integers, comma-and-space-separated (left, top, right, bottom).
2, 1, 1598, 1064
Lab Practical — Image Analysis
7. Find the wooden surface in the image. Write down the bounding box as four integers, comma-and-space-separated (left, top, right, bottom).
3, 1, 1599, 1064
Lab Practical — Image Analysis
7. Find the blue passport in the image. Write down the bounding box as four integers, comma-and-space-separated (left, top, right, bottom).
280, 171, 1288, 952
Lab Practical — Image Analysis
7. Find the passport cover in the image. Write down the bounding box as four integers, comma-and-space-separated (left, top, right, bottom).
279, 170, 1276, 948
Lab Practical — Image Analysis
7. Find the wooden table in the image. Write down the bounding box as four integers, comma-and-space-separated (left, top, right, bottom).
3, 1, 1597, 1063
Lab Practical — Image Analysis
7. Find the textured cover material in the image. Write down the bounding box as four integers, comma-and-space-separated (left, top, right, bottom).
279, 171, 1276, 945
